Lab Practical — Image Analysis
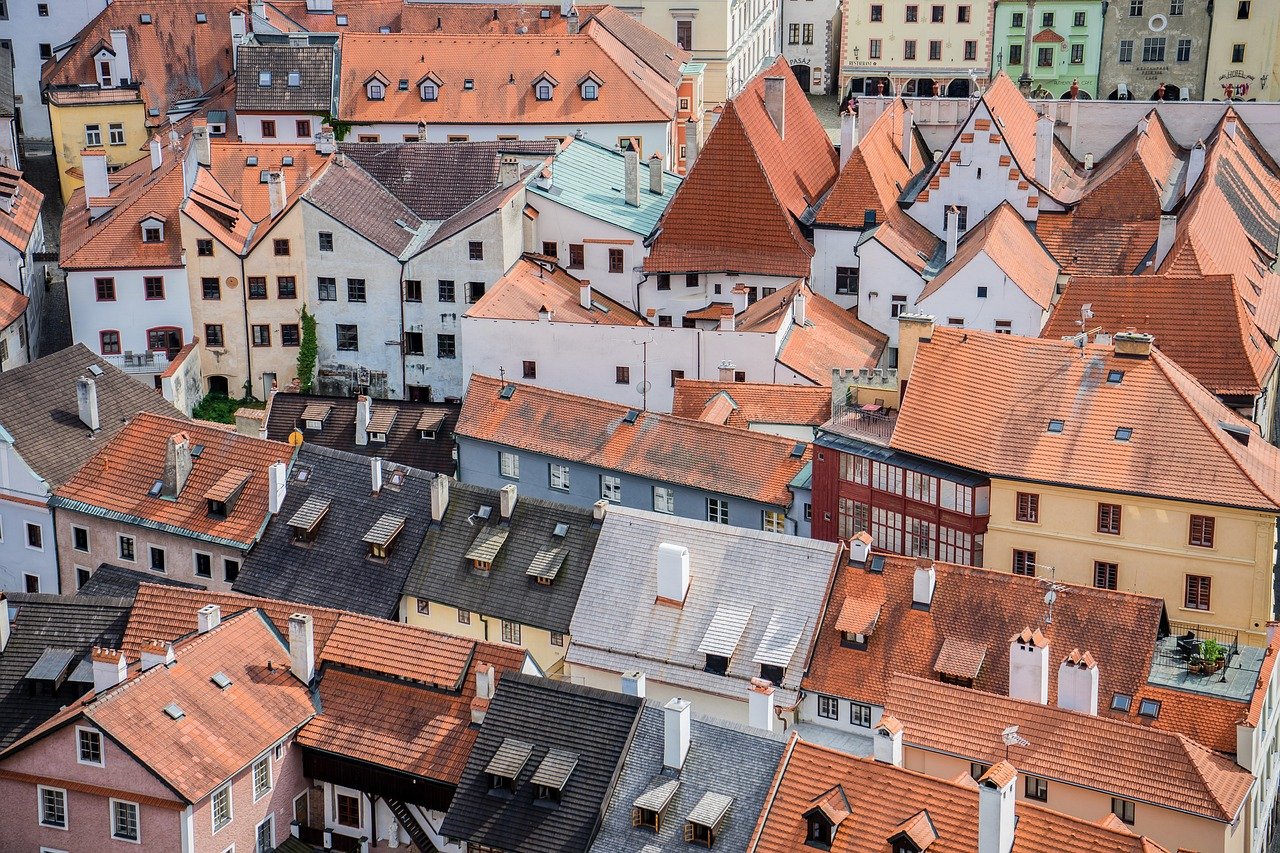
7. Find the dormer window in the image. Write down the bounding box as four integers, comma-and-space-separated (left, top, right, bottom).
760, 663, 784, 685
686, 792, 733, 848
704, 653, 729, 675
485, 738, 533, 796
258, 71, 271, 87
632, 778, 679, 833
536, 82, 553, 100
363, 513, 407, 559
288, 497, 331, 544
805, 811, 834, 848
804, 786, 850, 849
94, 48, 117, 88
140, 216, 165, 243
578, 72, 603, 101
207, 499, 228, 518
530, 748, 578, 808
532, 72, 559, 101
204, 469, 250, 519
419, 73, 442, 101
365, 73, 389, 101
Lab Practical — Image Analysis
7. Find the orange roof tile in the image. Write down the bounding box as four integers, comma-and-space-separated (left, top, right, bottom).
834, 594, 883, 635
891, 327, 1280, 511
0, 171, 42, 255
1035, 212, 1159, 276
458, 375, 810, 507
0, 281, 28, 330
465, 257, 646, 325
671, 379, 831, 430
748, 736, 1170, 853
978, 72, 1084, 202
886, 675, 1253, 822
53, 413, 296, 549
918, 202, 1060, 308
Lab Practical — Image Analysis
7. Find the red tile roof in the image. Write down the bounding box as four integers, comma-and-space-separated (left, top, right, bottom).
645, 57, 837, 276
54, 412, 296, 549
0, 281, 28, 330
978, 72, 1083, 202
466, 256, 646, 325
890, 326, 1280, 511
671, 379, 831, 429
458, 374, 810, 507
0, 169, 42, 255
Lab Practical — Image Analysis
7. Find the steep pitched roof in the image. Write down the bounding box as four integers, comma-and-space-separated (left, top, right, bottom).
890, 327, 1280, 511
0, 281, 25, 330
645, 57, 837, 277
76, 564, 207, 599
671, 379, 831, 429
458, 375, 811, 507
0, 344, 184, 488
0, 168, 42, 255
978, 71, 1083, 202
886, 675, 1252, 823
303, 154, 423, 257
466, 256, 643, 325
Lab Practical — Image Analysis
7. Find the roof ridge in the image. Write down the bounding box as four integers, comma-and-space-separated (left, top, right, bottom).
582, 20, 669, 116
1174, 732, 1245, 820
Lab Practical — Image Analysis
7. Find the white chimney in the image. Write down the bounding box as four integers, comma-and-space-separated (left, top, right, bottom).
839, 104, 858, 169
1186, 140, 1206, 196
81, 150, 110, 207
161, 432, 193, 499
1035, 113, 1054, 187
369, 457, 383, 494
1057, 649, 1099, 715
475, 662, 495, 700
579, 280, 592, 310
685, 117, 699, 168
0, 593, 9, 653
499, 155, 520, 188
663, 697, 691, 769
229, 9, 247, 42
316, 124, 337, 155
91, 647, 127, 693
901, 106, 914, 164
149, 136, 163, 172
592, 499, 608, 521
719, 306, 735, 332
977, 762, 1017, 853
1225, 115, 1238, 140
792, 290, 807, 326
355, 395, 372, 446
250, 0, 267, 21
1008, 628, 1049, 705
656, 542, 691, 604
911, 560, 935, 609
945, 206, 959, 262
748, 678, 776, 732
621, 670, 646, 698
191, 121, 211, 168
141, 639, 175, 671
1083, 152, 1094, 171
288, 613, 315, 683
872, 715, 903, 766
197, 604, 221, 634
624, 149, 640, 207
717, 360, 735, 382
268, 461, 287, 513
731, 284, 749, 313
109, 29, 132, 84
848, 532, 872, 565
267, 171, 287, 217
76, 375, 100, 431
499, 483, 517, 519
764, 76, 786, 137
1152, 213, 1177, 270
648, 153, 663, 194
430, 475, 450, 523
536, 166, 553, 191
306, 0, 333, 10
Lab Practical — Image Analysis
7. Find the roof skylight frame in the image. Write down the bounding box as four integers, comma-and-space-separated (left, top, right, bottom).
1046, 419, 1065, 433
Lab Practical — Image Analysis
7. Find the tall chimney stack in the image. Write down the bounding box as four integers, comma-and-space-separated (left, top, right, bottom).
977, 762, 1017, 853
663, 697, 691, 769
624, 148, 640, 207
839, 104, 858, 169
648, 152, 663, 195
763, 76, 786, 137
91, 647, 127, 693
288, 613, 315, 684
1035, 113, 1054, 188
354, 395, 372, 446
684, 117, 699, 169
161, 432, 193, 498
430, 475, 450, 523
945, 206, 959, 262
76, 375, 100, 431
499, 483, 517, 519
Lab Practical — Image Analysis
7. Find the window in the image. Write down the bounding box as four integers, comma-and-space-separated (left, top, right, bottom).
395, 331, 422, 356
1110, 693, 1132, 712
535, 81, 553, 100
346, 279, 366, 302
317, 231, 333, 252
108, 123, 125, 145
834, 266, 859, 296
398, 279, 422, 303
1013, 549, 1036, 577
149, 546, 165, 573
196, 238, 214, 257
1097, 503, 1121, 535
1070, 43, 1084, 63
421, 81, 439, 101
1142, 37, 1166, 62
1119, 39, 1134, 62
1232, 43, 1245, 63
615, 366, 630, 385
964, 40, 977, 60
1094, 561, 1118, 590
1011, 11, 1024, 27
970, 762, 990, 781
256, 815, 275, 852
788, 23, 800, 44
435, 333, 456, 359
261, 120, 277, 138
849, 702, 872, 727
336, 324, 358, 351
1008, 44, 1023, 65
296, 119, 311, 138
281, 324, 300, 347
195, 552, 212, 578
119, 535, 135, 562
458, 610, 471, 624
316, 277, 337, 302
1129, 0, 1143, 13
1042, 11, 1054, 26
95, 277, 116, 301
656, 274, 671, 291
930, 4, 943, 21
562, 243, 585, 269
72, 526, 90, 552
675, 18, 692, 49
817, 695, 838, 719
277, 277, 297, 299
685, 273, 699, 288
1185, 575, 1211, 611
549, 463, 570, 491
112, 799, 139, 841
654, 486, 675, 514
903, 40, 917, 60
1024, 775, 1048, 802
1037, 46, 1054, 67
958, 5, 970, 22
1190, 515, 1215, 547
1238, 0, 1250, 18
367, 79, 385, 100
1111, 797, 1135, 825
502, 620, 521, 644
1073, 10, 1086, 25
803, 24, 814, 44
37, 2, 47, 14
905, 4, 918, 21
212, 784, 232, 831
248, 277, 267, 299
522, 360, 537, 379
1138, 698, 1161, 718
252, 324, 271, 347
890, 295, 907, 317
39, 786, 67, 827
468, 241, 484, 261
608, 248, 625, 274
467, 281, 486, 303
757, 509, 785, 533
85, 123, 102, 146
438, 279, 456, 302
77, 567, 91, 589
707, 498, 729, 525
500, 451, 520, 479
198, 277, 221, 301
100, 330, 121, 355
1015, 492, 1039, 522
870, 4, 882, 21
929, 40, 942, 60
23, 573, 37, 593
252, 756, 272, 800
78, 728, 103, 765
1170, 0, 1183, 12
1176, 38, 1191, 62
869, 38, 882, 59
25, 522, 41, 550
273, 238, 290, 256
601, 475, 621, 502
336, 792, 360, 828
224, 558, 240, 583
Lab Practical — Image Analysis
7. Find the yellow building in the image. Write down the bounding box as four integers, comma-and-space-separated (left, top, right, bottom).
1205, 0, 1280, 101
47, 90, 149, 202
399, 479, 604, 675
632, 0, 778, 101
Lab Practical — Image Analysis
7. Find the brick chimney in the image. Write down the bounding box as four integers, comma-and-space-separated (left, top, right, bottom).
579, 280, 592, 310
197, 604, 221, 634
1113, 331, 1154, 359
141, 639, 175, 671
872, 715, 903, 765
1057, 649, 1099, 715
839, 104, 858, 169
648, 152, 663, 194
161, 432, 193, 498
764, 76, 786, 138
1008, 627, 1049, 705
92, 647, 127, 692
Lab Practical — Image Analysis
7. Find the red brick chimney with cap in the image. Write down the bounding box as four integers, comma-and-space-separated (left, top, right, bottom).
719, 305, 735, 331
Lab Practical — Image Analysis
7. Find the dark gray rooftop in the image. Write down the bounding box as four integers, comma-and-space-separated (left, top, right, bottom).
75, 563, 206, 600
441, 672, 643, 853
304, 157, 424, 257
233, 444, 434, 619
0, 44, 13, 118
404, 481, 603, 634
590, 704, 787, 852
234, 43, 335, 113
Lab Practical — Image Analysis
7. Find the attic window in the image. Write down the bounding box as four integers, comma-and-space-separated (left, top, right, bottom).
1138, 698, 1161, 718
390, 470, 406, 487
1114, 427, 1133, 441
421, 81, 439, 101
141, 219, 164, 243
464, 78, 475, 90
535, 80, 554, 100
282, 155, 294, 166
398, 79, 409, 91
704, 653, 729, 675
1110, 693, 1132, 712
530, 748, 579, 805
258, 71, 272, 87
288, 496, 332, 543
139, 13, 152, 23
486, 738, 534, 794
790, 442, 806, 458
1046, 419, 1064, 433
196, 12, 207, 23
302, 402, 332, 430
246, 156, 258, 166
336, 14, 348, 24
287, 71, 301, 87
1107, 369, 1125, 383
633, 777, 679, 832
210, 671, 232, 689
163, 702, 184, 720
685, 792, 734, 848
363, 513, 407, 559
367, 80, 385, 100
499, 384, 516, 399
541, 7, 550, 15
259, 170, 270, 183
581, 80, 599, 100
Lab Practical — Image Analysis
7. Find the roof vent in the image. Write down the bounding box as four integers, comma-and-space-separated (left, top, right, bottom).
211, 671, 232, 689
148, 479, 164, 497
553, 522, 569, 538
164, 703, 184, 720
398, 79, 409, 90
87, 364, 104, 376
379, 25, 391, 33
623, 409, 639, 424
1219, 421, 1252, 447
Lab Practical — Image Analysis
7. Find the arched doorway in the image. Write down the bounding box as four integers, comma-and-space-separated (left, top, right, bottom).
946, 79, 972, 97
903, 78, 937, 97
843, 77, 893, 104
790, 64, 811, 91
1150, 83, 1182, 101
207, 376, 230, 396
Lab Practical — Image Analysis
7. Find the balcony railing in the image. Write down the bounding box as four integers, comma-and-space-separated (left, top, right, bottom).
102, 350, 170, 375
829, 407, 898, 445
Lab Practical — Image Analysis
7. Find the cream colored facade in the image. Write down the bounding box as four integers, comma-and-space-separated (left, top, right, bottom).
983, 479, 1276, 645
47, 92, 149, 202
401, 595, 570, 675
903, 746, 1246, 853
1205, 0, 1280, 102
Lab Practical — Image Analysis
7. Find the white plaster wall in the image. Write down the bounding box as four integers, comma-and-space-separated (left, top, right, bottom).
525, 197, 647, 311
852, 240, 926, 349
0, 439, 56, 592
66, 267, 193, 356
915, 251, 1049, 337
811, 226, 863, 312
235, 112, 323, 144
638, 272, 796, 324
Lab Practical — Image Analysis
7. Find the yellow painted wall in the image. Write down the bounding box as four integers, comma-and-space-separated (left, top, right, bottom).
983, 478, 1276, 644
402, 595, 569, 673
49, 99, 149, 202
1205, 0, 1280, 102
903, 747, 1241, 853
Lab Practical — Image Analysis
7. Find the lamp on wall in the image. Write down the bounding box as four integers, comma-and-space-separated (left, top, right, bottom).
852, 46, 860, 60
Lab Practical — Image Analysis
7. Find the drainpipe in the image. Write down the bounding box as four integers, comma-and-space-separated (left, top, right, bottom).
239, 254, 254, 398
478, 613, 491, 641
399, 261, 408, 399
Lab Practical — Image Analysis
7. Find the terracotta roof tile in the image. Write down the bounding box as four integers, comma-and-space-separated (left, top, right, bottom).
918, 202, 1060, 308
671, 379, 831, 430
465, 256, 646, 325
933, 636, 987, 680
0, 171, 41, 255
978, 72, 1084, 202
0, 281, 28, 330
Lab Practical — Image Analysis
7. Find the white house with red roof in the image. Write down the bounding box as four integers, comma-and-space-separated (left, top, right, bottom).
0, 165, 43, 373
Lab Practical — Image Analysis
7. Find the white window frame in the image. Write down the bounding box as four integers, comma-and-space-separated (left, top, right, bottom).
25, 521, 43, 551
85, 124, 102, 146
707, 497, 729, 524
601, 474, 621, 502
108, 123, 125, 145
193, 550, 213, 578
148, 544, 166, 573
109, 798, 141, 844
37, 785, 68, 829
499, 451, 520, 479
211, 783, 233, 833
653, 486, 675, 514
762, 510, 786, 533
76, 726, 104, 767
252, 755, 272, 801
72, 525, 89, 552
255, 813, 274, 852
549, 463, 570, 491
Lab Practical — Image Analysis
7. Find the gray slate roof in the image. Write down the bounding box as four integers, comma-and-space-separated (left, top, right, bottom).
233, 444, 434, 619
304, 156, 424, 257
441, 672, 643, 853
76, 563, 207, 600
0, 344, 184, 488
591, 704, 787, 852
567, 507, 840, 707
0, 593, 131, 748
404, 481, 603, 633
0, 44, 13, 118
234, 43, 335, 113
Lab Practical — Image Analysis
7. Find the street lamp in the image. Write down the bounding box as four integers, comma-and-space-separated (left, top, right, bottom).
852, 46, 860, 60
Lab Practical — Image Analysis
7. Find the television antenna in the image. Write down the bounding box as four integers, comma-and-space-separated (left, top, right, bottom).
1001, 725, 1029, 759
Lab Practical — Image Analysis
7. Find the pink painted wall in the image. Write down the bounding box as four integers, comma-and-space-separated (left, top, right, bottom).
189, 733, 309, 853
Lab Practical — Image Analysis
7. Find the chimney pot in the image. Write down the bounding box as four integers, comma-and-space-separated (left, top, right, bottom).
197, 604, 221, 634
76, 375, 100, 431
1008, 627, 1049, 705
355, 395, 372, 446
662, 697, 691, 769
656, 542, 691, 604
748, 677, 776, 732
872, 715, 903, 765
592, 499, 608, 521
624, 149, 640, 207
288, 613, 315, 683
499, 483, 517, 519
268, 460, 287, 514
430, 475, 450, 523
91, 646, 128, 692
719, 305, 735, 332
1056, 649, 1099, 715
621, 670, 646, 697
763, 76, 786, 138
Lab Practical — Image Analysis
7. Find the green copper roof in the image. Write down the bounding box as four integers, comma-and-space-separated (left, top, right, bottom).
528, 137, 682, 237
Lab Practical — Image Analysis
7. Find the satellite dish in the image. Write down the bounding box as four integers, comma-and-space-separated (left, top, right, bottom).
635, 380, 651, 394
288, 429, 304, 447
1044, 588, 1057, 606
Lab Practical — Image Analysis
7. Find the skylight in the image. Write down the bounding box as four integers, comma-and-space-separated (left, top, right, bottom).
196, 12, 207, 23
210, 672, 232, 689
258, 71, 272, 87
553, 522, 569, 538
287, 71, 300, 87
1046, 419, 1064, 433
164, 703, 185, 720
1106, 369, 1124, 383
1137, 698, 1160, 718
1115, 427, 1133, 441
499, 384, 516, 399
1110, 693, 1132, 712
336, 14, 348, 24
139, 13, 152, 23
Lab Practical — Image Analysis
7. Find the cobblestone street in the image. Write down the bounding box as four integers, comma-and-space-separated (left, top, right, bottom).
21, 142, 70, 357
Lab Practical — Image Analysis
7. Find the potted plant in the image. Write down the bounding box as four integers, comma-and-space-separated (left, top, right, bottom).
1202, 639, 1226, 674
1187, 655, 1204, 675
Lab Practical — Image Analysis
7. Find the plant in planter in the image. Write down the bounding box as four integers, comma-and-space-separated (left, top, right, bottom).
1187, 655, 1204, 675
1201, 639, 1226, 673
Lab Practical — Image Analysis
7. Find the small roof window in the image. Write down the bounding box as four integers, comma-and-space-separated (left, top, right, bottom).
1115, 427, 1133, 441
1138, 698, 1161, 718
1107, 369, 1125, 383
1110, 693, 1132, 712
164, 702, 184, 720
258, 71, 272, 87
1046, 419, 1064, 433
196, 12, 207, 23
287, 71, 301, 87
336, 14, 348, 24
210, 671, 232, 689
139, 13, 152, 23
464, 78, 475, 90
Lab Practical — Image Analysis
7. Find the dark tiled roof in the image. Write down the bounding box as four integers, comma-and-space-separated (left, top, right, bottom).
591, 705, 786, 852
264, 392, 459, 474
0, 593, 131, 748
405, 480, 602, 633
339, 140, 557, 221
234, 43, 335, 113
76, 563, 207, 600
0, 344, 184, 488
304, 156, 424, 257
234, 444, 435, 619
0, 44, 13, 117
441, 672, 644, 853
